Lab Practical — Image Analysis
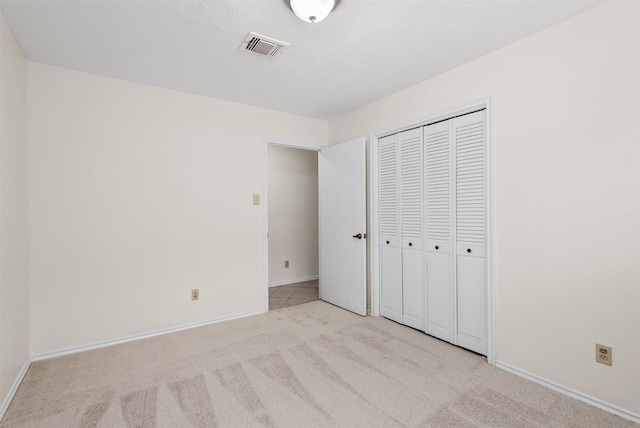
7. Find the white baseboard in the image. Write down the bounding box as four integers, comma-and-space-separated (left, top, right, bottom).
32, 309, 265, 362
496, 362, 640, 424
0, 357, 31, 422
269, 275, 319, 288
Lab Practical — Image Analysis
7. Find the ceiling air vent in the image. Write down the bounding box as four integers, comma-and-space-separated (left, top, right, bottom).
241, 32, 289, 58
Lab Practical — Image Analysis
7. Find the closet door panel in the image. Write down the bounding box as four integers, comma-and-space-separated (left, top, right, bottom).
456, 254, 486, 355
379, 134, 401, 322
402, 247, 423, 330
425, 251, 451, 341
399, 128, 424, 330
380, 243, 400, 322
454, 110, 487, 355
455, 111, 486, 248
424, 120, 453, 340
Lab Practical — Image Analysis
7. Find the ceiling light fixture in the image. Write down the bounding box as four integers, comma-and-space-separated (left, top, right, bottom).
284, 0, 340, 23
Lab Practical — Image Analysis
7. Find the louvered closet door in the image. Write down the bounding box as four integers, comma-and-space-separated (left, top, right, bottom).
454, 110, 487, 356
379, 134, 402, 323
399, 128, 424, 331
423, 120, 454, 342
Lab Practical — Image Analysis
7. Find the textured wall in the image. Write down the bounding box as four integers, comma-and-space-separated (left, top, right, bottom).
329, 1, 639, 416
0, 14, 30, 404
28, 63, 327, 354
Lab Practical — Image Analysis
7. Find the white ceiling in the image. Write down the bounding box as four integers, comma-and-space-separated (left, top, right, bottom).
1, 0, 601, 120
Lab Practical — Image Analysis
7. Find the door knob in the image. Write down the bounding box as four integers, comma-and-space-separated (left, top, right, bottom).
435, 246, 439, 250
409, 242, 413, 247
386, 240, 390, 244
467, 248, 471, 253
352, 233, 363, 239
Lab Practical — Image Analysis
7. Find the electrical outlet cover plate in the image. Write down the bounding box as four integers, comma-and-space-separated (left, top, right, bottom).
596, 344, 612, 366
192, 289, 199, 301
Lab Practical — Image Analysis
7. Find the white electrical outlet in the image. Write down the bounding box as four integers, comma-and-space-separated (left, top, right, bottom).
596, 344, 612, 366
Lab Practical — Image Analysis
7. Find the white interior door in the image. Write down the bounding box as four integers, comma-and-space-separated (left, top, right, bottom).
319, 138, 367, 316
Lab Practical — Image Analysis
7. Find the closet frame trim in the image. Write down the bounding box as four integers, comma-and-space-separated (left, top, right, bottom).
369, 97, 496, 366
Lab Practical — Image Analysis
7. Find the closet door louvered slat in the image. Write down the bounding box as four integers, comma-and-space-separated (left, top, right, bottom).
380, 138, 398, 238
400, 133, 423, 243
454, 110, 487, 356
379, 134, 402, 322
399, 128, 424, 331
424, 120, 453, 342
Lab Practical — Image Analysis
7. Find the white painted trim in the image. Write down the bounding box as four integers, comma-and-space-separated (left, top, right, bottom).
262, 139, 270, 313
269, 275, 319, 287
266, 140, 323, 151
369, 132, 380, 317
371, 98, 492, 139
369, 98, 496, 364
31, 309, 264, 362
486, 97, 496, 366
496, 362, 640, 424
0, 357, 31, 422
262, 138, 325, 313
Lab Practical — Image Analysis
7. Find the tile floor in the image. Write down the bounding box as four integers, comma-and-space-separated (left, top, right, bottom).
268, 279, 319, 310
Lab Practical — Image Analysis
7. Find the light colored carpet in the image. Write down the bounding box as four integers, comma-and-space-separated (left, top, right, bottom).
1, 301, 635, 427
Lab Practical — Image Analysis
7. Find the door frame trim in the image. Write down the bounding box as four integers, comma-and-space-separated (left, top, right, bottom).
369, 97, 496, 365
262, 138, 323, 313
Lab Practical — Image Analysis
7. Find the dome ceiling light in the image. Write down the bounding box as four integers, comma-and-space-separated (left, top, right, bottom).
284, 0, 341, 23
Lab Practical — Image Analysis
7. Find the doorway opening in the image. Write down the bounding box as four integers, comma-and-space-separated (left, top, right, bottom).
262, 137, 367, 316
263, 141, 321, 311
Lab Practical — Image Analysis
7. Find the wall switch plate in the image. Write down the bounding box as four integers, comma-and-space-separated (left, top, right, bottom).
596, 344, 612, 366
191, 289, 199, 301
285, 260, 289, 268
253, 194, 260, 205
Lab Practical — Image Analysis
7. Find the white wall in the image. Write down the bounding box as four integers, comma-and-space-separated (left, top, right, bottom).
0, 14, 29, 403
267, 145, 318, 285
329, 1, 639, 417
28, 63, 328, 355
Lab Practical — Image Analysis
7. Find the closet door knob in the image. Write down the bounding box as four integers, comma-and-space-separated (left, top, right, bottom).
467, 248, 471, 253
386, 240, 390, 244
352, 233, 363, 239
409, 242, 413, 247
435, 246, 439, 250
